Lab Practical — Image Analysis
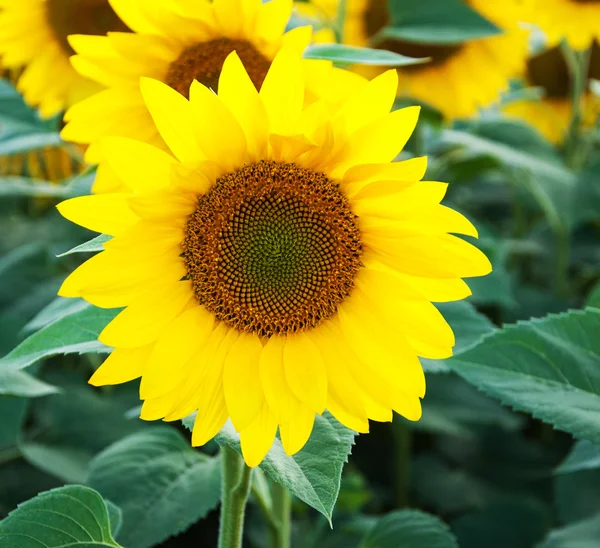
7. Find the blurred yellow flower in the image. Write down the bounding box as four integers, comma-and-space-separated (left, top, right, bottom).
528, 0, 600, 50
57, 49, 491, 467
504, 44, 600, 143
296, 0, 529, 119
0, 0, 129, 117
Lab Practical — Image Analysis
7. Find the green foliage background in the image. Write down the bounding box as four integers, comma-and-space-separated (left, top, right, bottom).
2, 0, 600, 546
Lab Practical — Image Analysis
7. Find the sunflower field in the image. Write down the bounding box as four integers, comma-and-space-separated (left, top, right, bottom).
1, 0, 600, 546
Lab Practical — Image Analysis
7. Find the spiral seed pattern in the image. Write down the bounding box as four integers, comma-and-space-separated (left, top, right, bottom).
183, 161, 362, 337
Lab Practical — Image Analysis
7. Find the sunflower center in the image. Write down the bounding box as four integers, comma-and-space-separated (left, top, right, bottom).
527, 43, 600, 99
183, 161, 362, 337
164, 38, 271, 98
46, 0, 129, 56
364, 0, 462, 69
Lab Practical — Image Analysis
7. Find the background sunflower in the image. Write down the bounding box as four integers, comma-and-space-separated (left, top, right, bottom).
296, 0, 529, 118
0, 0, 128, 117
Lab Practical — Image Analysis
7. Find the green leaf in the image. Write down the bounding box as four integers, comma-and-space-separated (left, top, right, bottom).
19, 442, 90, 484
303, 43, 427, 66
572, 155, 600, 226
0, 177, 73, 197
361, 509, 458, 548
558, 441, 600, 474
88, 427, 221, 548
0, 305, 118, 372
384, 0, 501, 44
422, 301, 496, 373
0, 370, 60, 397
0, 485, 121, 547
25, 297, 91, 332
105, 501, 123, 541
447, 308, 600, 444
536, 513, 600, 548
440, 123, 575, 188
57, 234, 112, 257
0, 132, 62, 156
185, 412, 355, 523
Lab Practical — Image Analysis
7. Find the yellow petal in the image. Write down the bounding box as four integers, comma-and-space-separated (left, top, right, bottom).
240, 401, 278, 467
140, 306, 215, 399
99, 281, 193, 348
259, 335, 299, 423
337, 291, 426, 398
139, 77, 204, 164
259, 45, 304, 135
334, 106, 421, 177
102, 136, 178, 193
57, 194, 139, 236
188, 79, 247, 170
89, 344, 154, 386
334, 69, 398, 135
223, 332, 264, 431
279, 404, 314, 456
218, 52, 268, 161
283, 332, 327, 414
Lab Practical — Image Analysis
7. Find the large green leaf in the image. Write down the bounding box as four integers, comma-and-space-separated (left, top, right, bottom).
185, 412, 355, 523
88, 428, 221, 548
0, 305, 118, 372
557, 441, 600, 474
0, 177, 73, 197
447, 308, 600, 444
384, 0, 500, 43
536, 513, 600, 548
303, 44, 427, 66
0, 485, 121, 547
422, 301, 496, 373
0, 370, 59, 397
361, 509, 458, 548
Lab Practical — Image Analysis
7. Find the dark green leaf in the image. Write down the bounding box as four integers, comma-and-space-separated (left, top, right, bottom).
536, 513, 600, 548
0, 370, 59, 397
0, 305, 118, 372
0, 485, 121, 547
303, 43, 427, 66
88, 427, 221, 548
557, 441, 600, 474
361, 509, 458, 548
57, 234, 112, 257
447, 308, 600, 444
185, 412, 355, 523
384, 0, 501, 43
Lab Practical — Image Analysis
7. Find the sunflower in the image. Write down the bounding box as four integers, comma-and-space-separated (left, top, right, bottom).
57, 49, 491, 466
0, 0, 129, 118
528, 0, 600, 50
504, 43, 600, 142
296, 0, 529, 119
61, 0, 331, 166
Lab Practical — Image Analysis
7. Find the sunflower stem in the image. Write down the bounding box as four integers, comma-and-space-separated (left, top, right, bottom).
270, 482, 292, 548
218, 446, 253, 548
562, 41, 591, 169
